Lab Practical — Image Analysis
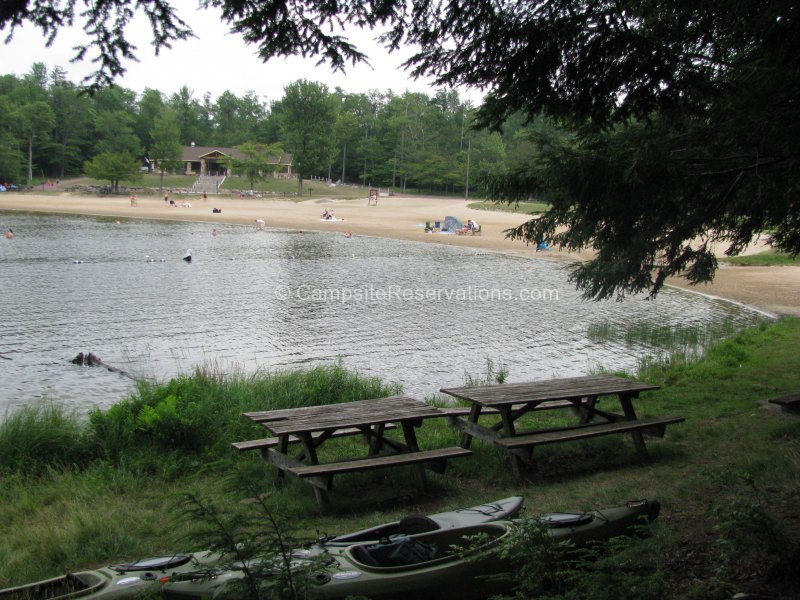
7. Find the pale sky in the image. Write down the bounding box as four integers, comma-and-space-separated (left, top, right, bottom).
0, 0, 484, 106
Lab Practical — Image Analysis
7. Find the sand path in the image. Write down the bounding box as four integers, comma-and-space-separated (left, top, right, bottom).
1, 190, 797, 317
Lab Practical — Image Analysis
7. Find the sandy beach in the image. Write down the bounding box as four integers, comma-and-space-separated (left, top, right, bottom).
1, 190, 798, 317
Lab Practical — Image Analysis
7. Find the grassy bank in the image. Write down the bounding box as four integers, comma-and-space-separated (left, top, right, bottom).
723, 250, 800, 267
2, 320, 799, 598
467, 200, 549, 214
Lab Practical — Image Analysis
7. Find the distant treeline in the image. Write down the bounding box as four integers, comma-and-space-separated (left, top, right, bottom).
0, 63, 538, 194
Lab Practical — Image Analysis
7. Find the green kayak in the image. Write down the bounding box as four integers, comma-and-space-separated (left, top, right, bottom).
162, 499, 660, 600
0, 553, 223, 600
1, 496, 522, 600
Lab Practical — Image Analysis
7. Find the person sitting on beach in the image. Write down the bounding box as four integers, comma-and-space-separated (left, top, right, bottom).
469, 219, 479, 234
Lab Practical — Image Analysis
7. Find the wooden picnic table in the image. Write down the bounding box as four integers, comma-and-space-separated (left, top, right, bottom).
441, 374, 683, 480
237, 395, 471, 503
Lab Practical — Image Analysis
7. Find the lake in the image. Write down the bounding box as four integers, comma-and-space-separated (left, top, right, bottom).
0, 212, 765, 416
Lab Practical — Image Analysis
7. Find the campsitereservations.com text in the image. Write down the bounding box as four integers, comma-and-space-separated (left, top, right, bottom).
274, 285, 560, 303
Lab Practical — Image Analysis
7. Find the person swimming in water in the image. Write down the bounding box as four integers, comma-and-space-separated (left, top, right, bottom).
4, 228, 13, 239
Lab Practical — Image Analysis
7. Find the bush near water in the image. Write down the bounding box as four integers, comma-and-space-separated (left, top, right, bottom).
1, 321, 800, 598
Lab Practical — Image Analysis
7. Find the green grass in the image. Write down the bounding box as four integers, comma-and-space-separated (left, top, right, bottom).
723, 250, 800, 266
467, 200, 550, 214
2, 320, 800, 598
78, 174, 370, 200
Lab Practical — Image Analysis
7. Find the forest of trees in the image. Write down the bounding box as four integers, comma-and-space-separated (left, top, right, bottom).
0, 62, 531, 195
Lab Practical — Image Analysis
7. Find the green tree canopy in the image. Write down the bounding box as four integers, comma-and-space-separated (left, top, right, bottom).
84, 151, 140, 193
150, 107, 184, 192
280, 79, 336, 195
226, 141, 285, 190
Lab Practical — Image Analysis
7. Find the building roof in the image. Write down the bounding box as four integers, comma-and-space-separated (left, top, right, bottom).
182, 146, 292, 165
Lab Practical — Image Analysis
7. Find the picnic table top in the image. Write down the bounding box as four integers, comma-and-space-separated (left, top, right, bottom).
440, 374, 659, 407
242, 395, 444, 436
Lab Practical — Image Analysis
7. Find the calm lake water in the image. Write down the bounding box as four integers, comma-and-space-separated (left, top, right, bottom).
0, 212, 766, 417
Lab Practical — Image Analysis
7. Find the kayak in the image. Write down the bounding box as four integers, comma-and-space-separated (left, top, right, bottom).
161, 499, 659, 600
310, 499, 661, 599
323, 495, 525, 545
0, 553, 222, 600
0, 497, 521, 600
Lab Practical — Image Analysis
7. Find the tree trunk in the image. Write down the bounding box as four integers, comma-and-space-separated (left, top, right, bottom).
27, 135, 33, 185
296, 173, 303, 195
341, 141, 347, 183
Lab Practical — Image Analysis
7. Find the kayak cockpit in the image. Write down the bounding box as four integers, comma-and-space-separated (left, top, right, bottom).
0, 572, 106, 600
345, 522, 508, 572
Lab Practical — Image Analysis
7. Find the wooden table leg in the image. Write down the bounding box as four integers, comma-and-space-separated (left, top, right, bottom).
272, 435, 289, 481
498, 406, 527, 480
619, 393, 648, 459
298, 432, 329, 504
368, 423, 387, 456
460, 404, 483, 448
401, 421, 428, 491
578, 395, 599, 423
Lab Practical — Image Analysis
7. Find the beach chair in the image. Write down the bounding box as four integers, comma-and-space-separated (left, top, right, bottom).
473, 225, 482, 236
434, 221, 441, 230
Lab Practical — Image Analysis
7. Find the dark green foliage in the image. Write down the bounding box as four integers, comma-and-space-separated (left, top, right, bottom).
226, 142, 285, 190
710, 469, 800, 586
1, 363, 399, 476
0, 0, 194, 91
280, 80, 337, 195
484, 518, 666, 600
175, 473, 329, 600
83, 151, 141, 192
86, 363, 398, 460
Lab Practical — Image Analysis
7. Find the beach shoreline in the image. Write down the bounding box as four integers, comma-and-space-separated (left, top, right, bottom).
2, 190, 798, 317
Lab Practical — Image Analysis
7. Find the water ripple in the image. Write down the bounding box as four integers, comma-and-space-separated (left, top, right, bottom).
0, 212, 765, 415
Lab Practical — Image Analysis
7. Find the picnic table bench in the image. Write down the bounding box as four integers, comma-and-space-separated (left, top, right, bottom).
767, 392, 800, 414
441, 374, 684, 480
237, 395, 471, 503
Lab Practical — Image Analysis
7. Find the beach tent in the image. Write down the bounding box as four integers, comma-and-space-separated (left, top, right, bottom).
443, 216, 463, 232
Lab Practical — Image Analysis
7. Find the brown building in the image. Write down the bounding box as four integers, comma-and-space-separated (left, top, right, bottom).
180, 146, 293, 178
